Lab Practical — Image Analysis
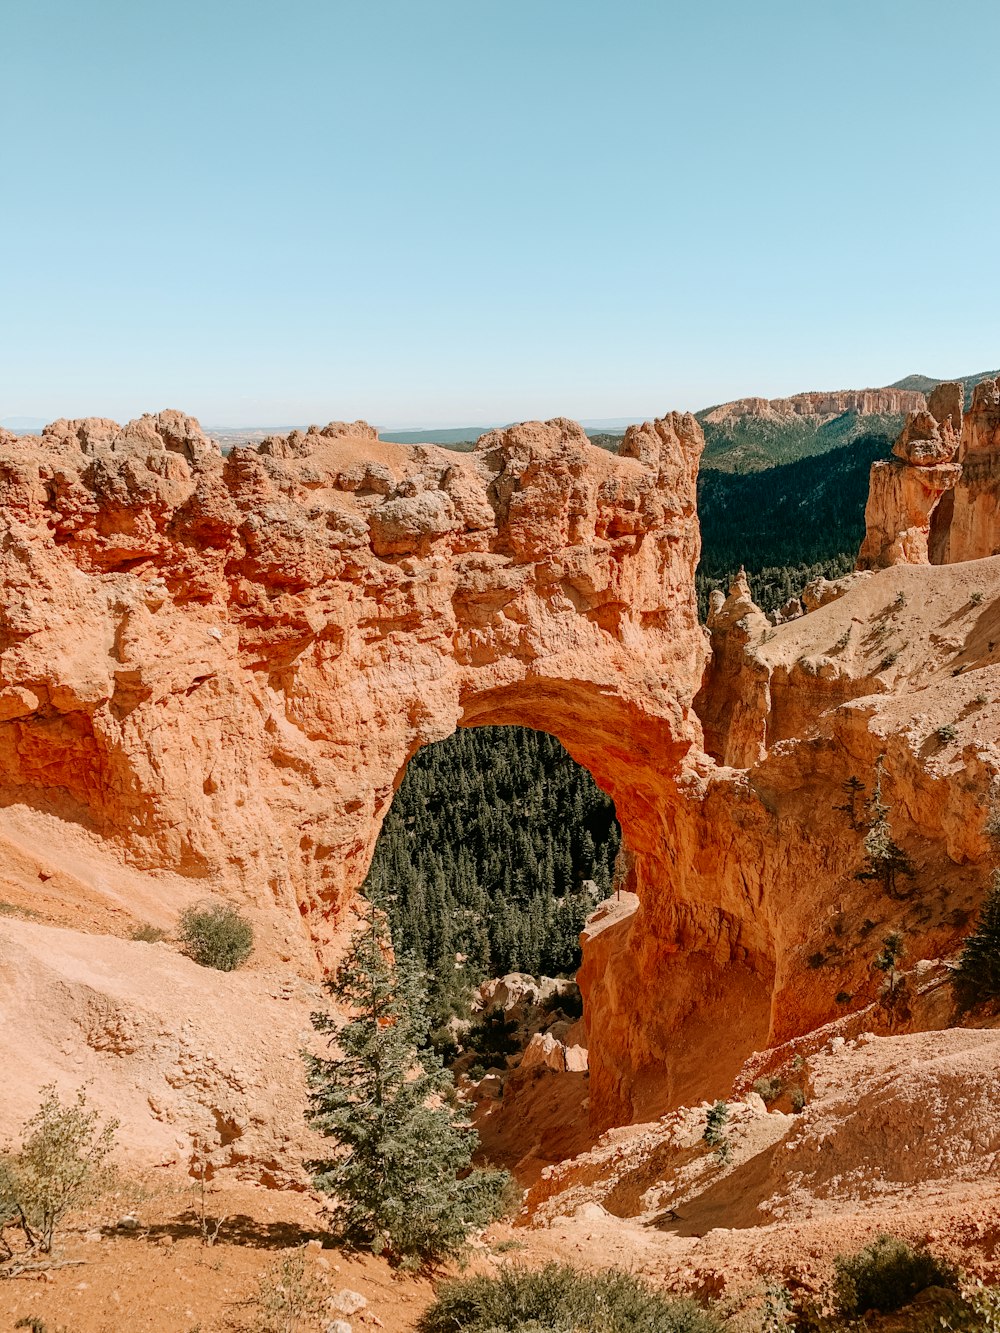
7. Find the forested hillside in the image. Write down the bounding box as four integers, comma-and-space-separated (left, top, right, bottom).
695, 431, 892, 613
697, 410, 903, 473
364, 726, 619, 1019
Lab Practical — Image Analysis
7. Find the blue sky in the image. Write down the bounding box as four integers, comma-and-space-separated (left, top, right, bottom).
2, 0, 998, 428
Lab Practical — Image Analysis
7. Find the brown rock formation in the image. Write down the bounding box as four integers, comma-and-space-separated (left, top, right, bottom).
857, 384, 963, 570
0, 409, 707, 975
935, 375, 1000, 562
1, 400, 999, 1162
702, 388, 925, 424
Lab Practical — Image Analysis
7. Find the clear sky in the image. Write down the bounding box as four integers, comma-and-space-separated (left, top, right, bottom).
2, 0, 998, 429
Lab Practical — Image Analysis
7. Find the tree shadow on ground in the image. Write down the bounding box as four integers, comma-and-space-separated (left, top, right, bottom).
114, 1212, 326, 1249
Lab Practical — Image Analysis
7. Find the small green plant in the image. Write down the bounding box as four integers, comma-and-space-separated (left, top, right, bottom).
936, 723, 958, 744
873, 931, 906, 1019
831, 1233, 959, 1316
179, 901, 254, 971
130, 923, 167, 943
0, 1085, 118, 1256
975, 693, 989, 706
703, 1100, 731, 1162
971, 590, 985, 606
226, 1248, 326, 1333
835, 990, 853, 1005
757, 1281, 794, 1332
894, 590, 907, 608
416, 1262, 723, 1332
752, 1075, 783, 1104
788, 1085, 806, 1113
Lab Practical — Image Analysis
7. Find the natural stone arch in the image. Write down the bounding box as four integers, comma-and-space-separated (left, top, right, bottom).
0, 411, 703, 930
0, 408, 778, 1130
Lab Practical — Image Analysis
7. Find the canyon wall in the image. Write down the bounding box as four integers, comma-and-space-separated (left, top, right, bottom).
0, 410, 706, 974
702, 388, 925, 424
859, 376, 1000, 570
1, 402, 999, 1149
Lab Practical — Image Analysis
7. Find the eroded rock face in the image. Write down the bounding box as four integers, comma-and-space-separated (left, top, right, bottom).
859, 377, 1000, 570
1, 403, 999, 1156
702, 388, 926, 423
936, 375, 1000, 562
857, 385, 963, 570
0, 410, 706, 973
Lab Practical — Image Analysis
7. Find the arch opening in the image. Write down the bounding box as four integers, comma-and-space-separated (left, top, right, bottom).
363, 724, 622, 1032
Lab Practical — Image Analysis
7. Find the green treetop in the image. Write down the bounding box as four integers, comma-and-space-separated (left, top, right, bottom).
304, 897, 511, 1263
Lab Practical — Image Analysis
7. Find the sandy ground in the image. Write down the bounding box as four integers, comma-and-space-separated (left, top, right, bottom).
0, 1182, 439, 1333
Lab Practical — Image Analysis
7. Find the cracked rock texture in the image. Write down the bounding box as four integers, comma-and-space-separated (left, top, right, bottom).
1, 404, 999, 1162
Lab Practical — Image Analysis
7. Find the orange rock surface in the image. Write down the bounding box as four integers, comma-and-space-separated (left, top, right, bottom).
0, 403, 998, 1167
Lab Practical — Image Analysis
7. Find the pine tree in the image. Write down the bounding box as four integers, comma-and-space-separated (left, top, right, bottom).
855, 759, 915, 901
952, 870, 1000, 1009
304, 898, 511, 1262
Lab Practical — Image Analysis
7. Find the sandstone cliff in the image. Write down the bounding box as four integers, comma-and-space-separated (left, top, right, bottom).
701, 388, 926, 424
858, 376, 1000, 570
1, 401, 999, 1166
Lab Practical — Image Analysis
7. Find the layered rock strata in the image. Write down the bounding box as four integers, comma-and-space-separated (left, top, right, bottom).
859, 377, 1000, 570
0, 409, 706, 974
0, 402, 998, 1156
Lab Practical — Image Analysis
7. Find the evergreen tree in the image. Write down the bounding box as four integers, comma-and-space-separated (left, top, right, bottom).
304, 899, 511, 1262
952, 871, 1000, 1009
855, 759, 915, 901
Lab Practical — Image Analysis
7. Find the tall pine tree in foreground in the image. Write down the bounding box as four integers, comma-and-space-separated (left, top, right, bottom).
304, 898, 512, 1263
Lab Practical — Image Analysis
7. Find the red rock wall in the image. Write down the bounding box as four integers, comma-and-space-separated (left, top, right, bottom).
2, 406, 998, 1138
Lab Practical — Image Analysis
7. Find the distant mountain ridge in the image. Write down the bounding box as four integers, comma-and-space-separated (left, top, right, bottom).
887, 369, 1000, 406
696, 369, 997, 472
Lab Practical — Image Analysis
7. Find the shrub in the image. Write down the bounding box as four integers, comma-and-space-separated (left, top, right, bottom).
0, 1085, 118, 1255
467, 1008, 520, 1060
832, 1234, 959, 1316
179, 902, 254, 971
703, 1101, 731, 1162
130, 923, 167, 943
226, 1248, 326, 1332
417, 1262, 722, 1333
752, 1075, 783, 1104
936, 723, 958, 744
855, 761, 914, 901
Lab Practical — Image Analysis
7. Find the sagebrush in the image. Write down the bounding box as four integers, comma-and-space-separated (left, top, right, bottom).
417, 1262, 722, 1332
0, 1085, 117, 1256
179, 901, 254, 971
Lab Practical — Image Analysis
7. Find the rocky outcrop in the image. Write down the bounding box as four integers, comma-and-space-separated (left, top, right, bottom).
695, 570, 771, 767
2, 401, 1000, 1163
859, 376, 1000, 570
701, 388, 926, 424
857, 384, 963, 570
0, 410, 707, 973
935, 375, 1000, 563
